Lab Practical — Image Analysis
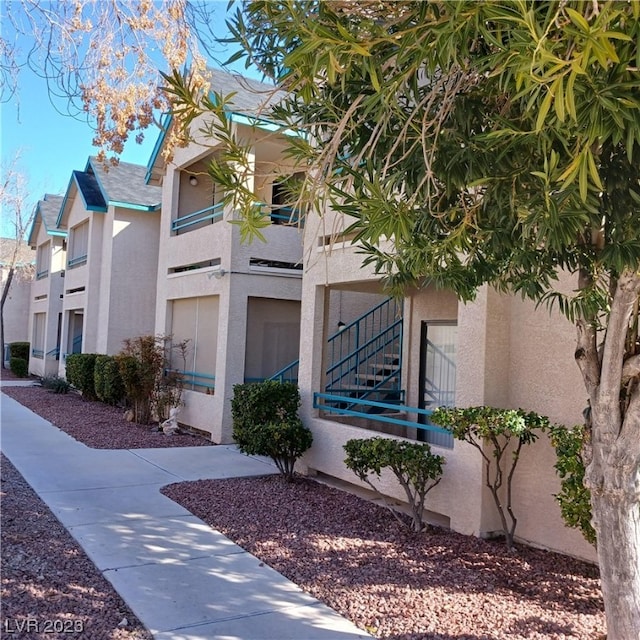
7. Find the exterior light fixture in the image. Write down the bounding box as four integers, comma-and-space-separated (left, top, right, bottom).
189, 175, 198, 186
207, 267, 226, 280
337, 321, 346, 331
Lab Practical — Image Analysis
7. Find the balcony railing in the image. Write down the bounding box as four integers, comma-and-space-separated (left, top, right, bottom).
313, 392, 451, 437
31, 348, 44, 359
172, 203, 224, 234
67, 255, 87, 268
168, 369, 215, 392
36, 269, 49, 280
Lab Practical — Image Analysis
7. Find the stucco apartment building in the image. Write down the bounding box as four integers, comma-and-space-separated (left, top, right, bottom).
295, 206, 595, 562
23, 67, 594, 563
27, 194, 66, 376
147, 69, 304, 442
26, 158, 162, 375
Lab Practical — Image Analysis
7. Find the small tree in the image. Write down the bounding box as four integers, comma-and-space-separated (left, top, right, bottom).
116, 335, 185, 425
549, 424, 596, 547
231, 380, 312, 481
432, 406, 548, 549
344, 437, 445, 533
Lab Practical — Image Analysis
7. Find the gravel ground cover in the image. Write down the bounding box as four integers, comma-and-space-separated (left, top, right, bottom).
2, 385, 605, 639
162, 476, 605, 640
1, 385, 212, 449
0, 453, 151, 640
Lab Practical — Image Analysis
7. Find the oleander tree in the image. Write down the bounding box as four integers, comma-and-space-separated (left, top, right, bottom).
163, 2, 640, 636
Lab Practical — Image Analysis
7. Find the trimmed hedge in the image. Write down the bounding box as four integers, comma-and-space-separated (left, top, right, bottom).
9, 357, 28, 378
231, 380, 312, 481
94, 355, 125, 405
65, 353, 99, 400
9, 342, 30, 361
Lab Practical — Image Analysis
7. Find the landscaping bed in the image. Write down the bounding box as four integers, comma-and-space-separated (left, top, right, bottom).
1, 384, 212, 449
2, 384, 605, 639
162, 476, 605, 640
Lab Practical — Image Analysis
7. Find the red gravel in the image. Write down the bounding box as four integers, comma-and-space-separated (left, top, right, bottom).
162, 476, 606, 640
1, 385, 212, 449
1, 453, 151, 640
2, 385, 606, 639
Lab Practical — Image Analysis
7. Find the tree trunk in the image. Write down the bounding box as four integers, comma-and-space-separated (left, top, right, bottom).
587, 427, 640, 639
578, 268, 640, 639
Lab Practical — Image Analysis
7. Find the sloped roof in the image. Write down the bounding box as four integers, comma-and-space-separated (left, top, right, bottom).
27, 194, 66, 247
146, 67, 286, 184
208, 67, 285, 116
87, 157, 162, 209
73, 170, 106, 210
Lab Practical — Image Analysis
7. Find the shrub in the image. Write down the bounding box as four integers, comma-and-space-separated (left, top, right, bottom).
115, 335, 185, 425
9, 357, 28, 378
40, 375, 71, 394
431, 405, 549, 549
9, 342, 30, 361
231, 380, 312, 481
344, 437, 445, 532
65, 353, 99, 400
94, 355, 125, 405
548, 424, 596, 546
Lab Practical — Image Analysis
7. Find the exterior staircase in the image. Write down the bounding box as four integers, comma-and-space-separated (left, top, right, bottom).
324, 297, 403, 413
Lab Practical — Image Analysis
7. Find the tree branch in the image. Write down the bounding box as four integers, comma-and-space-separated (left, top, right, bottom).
622, 353, 640, 383
598, 269, 640, 430
575, 269, 601, 399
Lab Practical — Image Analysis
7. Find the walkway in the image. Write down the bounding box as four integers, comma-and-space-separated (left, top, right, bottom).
0, 385, 369, 639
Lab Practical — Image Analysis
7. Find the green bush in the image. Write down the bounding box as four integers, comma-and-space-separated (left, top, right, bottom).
40, 375, 71, 394
94, 355, 125, 405
431, 405, 548, 549
344, 437, 445, 532
9, 357, 28, 378
65, 353, 99, 400
9, 342, 30, 361
231, 380, 312, 481
548, 425, 596, 546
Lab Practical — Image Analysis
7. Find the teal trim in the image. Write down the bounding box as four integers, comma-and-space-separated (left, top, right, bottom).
31, 348, 44, 359
145, 113, 173, 184
228, 111, 302, 138
67, 255, 87, 268
313, 392, 449, 435
169, 368, 215, 391
57, 172, 106, 227
268, 359, 299, 384
36, 270, 49, 280
49, 230, 67, 237
108, 200, 160, 212
172, 202, 224, 233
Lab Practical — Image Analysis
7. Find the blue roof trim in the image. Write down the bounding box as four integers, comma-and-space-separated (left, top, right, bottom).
56, 173, 77, 227
145, 113, 173, 184
108, 201, 161, 212
227, 110, 302, 137
84, 158, 110, 207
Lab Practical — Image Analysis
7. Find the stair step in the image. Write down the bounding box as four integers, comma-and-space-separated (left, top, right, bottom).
356, 373, 398, 382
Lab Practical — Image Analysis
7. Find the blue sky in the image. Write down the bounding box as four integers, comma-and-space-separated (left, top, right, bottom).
0, 1, 261, 237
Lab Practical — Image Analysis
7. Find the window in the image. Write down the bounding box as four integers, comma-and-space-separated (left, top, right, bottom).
271, 173, 304, 225
36, 241, 51, 279
68, 221, 89, 268
418, 322, 457, 448
170, 296, 218, 392
32, 313, 46, 358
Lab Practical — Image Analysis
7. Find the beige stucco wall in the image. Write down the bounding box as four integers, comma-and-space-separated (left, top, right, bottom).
95, 206, 160, 355
154, 124, 304, 442
297, 206, 596, 562
27, 223, 64, 376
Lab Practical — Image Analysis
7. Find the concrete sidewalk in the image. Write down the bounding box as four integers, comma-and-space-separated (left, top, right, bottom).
0, 386, 369, 639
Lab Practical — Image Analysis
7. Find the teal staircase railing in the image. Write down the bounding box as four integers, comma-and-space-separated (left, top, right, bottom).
269, 359, 299, 384
325, 298, 403, 410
